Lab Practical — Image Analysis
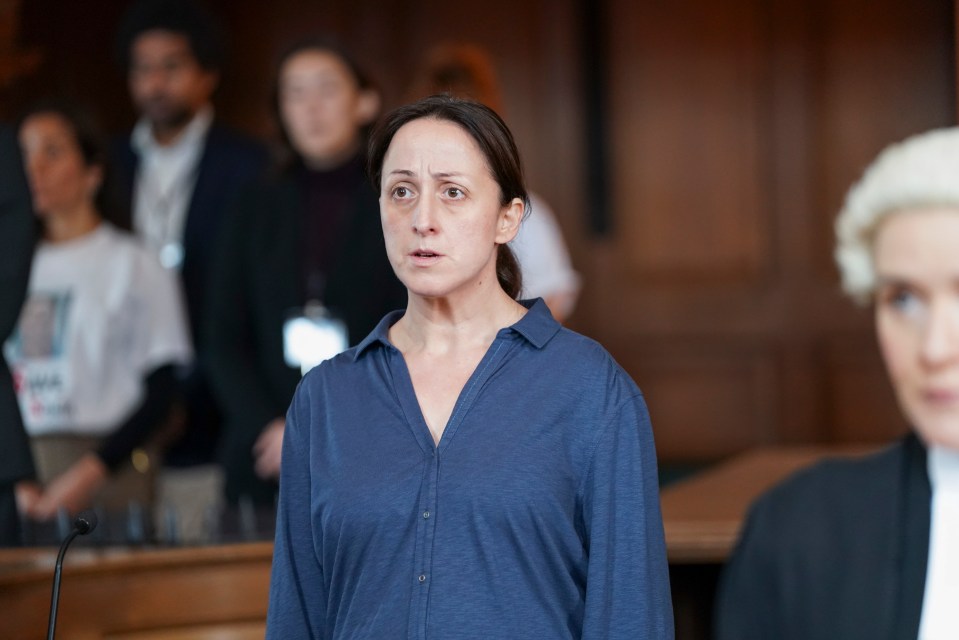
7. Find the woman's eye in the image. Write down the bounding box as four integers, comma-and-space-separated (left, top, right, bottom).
893, 289, 914, 308
392, 186, 412, 199
444, 187, 463, 198
882, 286, 922, 316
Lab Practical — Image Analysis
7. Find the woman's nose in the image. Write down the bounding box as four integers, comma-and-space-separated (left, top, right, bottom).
24, 155, 44, 181
411, 198, 437, 235
920, 298, 959, 368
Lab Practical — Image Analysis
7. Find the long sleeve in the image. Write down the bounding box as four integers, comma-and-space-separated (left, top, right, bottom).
204, 192, 280, 432
204, 190, 289, 503
93, 242, 191, 470
266, 380, 325, 639
96, 365, 176, 470
580, 393, 674, 639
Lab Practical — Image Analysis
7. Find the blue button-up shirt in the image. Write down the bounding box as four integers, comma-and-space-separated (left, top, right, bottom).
267, 299, 673, 639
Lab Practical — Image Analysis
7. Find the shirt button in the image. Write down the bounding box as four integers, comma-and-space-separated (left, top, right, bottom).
418, 574, 427, 583
423, 511, 431, 519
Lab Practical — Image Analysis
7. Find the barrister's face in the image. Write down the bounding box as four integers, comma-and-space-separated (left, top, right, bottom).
874, 207, 959, 450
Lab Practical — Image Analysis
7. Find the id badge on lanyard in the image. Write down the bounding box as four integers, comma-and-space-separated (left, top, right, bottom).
283, 301, 348, 376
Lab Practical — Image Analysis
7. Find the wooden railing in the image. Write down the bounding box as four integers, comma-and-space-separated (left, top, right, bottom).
0, 445, 880, 640
0, 542, 272, 640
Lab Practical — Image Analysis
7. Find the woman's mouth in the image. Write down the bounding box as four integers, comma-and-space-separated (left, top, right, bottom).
410, 249, 442, 265
922, 388, 959, 407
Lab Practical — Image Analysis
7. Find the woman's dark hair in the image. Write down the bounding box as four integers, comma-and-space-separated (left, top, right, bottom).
115, 0, 225, 72
18, 100, 122, 225
271, 36, 376, 172
368, 94, 529, 299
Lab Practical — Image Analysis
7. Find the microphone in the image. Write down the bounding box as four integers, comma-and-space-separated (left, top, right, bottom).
47, 510, 98, 640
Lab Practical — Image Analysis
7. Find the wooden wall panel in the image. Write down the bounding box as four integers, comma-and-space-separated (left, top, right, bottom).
818, 337, 910, 443
809, 0, 956, 281
608, 0, 771, 284
594, 0, 954, 460
612, 342, 777, 460
10, 0, 956, 466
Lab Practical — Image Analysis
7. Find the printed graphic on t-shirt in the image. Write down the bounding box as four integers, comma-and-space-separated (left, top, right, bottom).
5, 291, 73, 429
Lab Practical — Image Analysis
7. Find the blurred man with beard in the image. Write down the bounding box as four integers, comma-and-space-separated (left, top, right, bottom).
112, 0, 266, 540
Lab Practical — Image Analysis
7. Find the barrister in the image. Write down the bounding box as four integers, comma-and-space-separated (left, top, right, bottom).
716, 128, 959, 639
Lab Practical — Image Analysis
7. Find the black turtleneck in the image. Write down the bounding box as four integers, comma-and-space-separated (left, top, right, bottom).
297, 154, 366, 302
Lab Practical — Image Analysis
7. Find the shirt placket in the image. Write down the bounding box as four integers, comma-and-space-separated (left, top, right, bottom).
394, 333, 516, 639
409, 446, 439, 638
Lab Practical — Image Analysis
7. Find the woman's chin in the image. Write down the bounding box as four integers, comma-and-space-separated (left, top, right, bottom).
405, 285, 454, 301
401, 279, 474, 304
913, 418, 959, 451
397, 271, 452, 299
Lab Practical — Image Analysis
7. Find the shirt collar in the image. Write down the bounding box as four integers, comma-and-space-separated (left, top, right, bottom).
351, 298, 561, 362
928, 444, 959, 492
352, 310, 405, 361
131, 105, 214, 155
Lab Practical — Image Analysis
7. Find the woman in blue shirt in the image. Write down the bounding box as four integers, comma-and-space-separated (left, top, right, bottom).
266, 95, 673, 639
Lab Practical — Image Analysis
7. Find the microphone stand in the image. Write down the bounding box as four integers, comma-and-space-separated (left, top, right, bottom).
47, 511, 97, 640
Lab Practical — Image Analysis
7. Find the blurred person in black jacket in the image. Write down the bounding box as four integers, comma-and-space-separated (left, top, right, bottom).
0, 122, 37, 545
205, 37, 404, 505
111, 0, 267, 538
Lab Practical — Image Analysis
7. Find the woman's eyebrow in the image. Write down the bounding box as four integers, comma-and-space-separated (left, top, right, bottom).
387, 169, 466, 179
430, 170, 466, 180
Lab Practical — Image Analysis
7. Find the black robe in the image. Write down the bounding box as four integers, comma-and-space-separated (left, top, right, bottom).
715, 434, 930, 640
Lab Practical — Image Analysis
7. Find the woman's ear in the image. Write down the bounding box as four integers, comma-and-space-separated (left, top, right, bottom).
355, 89, 381, 127
85, 164, 103, 199
495, 197, 524, 244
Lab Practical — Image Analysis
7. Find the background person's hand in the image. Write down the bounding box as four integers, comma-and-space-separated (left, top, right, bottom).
253, 418, 285, 480
14, 480, 42, 517
29, 453, 108, 520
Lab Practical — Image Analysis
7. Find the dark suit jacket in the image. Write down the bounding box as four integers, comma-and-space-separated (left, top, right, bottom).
714, 434, 930, 640
0, 124, 37, 488
205, 168, 405, 503
112, 124, 267, 466
112, 125, 267, 346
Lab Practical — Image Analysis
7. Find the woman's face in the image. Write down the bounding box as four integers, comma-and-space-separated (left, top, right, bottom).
379, 117, 523, 301
278, 49, 377, 169
874, 207, 959, 449
18, 112, 100, 219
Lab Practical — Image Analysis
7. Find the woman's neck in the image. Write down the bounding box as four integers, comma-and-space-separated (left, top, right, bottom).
42, 203, 101, 244
391, 286, 526, 356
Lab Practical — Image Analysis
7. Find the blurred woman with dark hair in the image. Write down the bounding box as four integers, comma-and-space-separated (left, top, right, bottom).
205, 38, 404, 506
6, 102, 190, 520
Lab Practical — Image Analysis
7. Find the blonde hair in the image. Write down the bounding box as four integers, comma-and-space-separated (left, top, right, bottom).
835, 127, 959, 304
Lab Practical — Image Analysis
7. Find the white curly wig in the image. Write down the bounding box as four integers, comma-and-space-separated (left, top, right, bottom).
835, 126, 959, 304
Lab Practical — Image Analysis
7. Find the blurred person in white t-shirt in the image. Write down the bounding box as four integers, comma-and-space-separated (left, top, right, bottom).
6, 101, 191, 521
